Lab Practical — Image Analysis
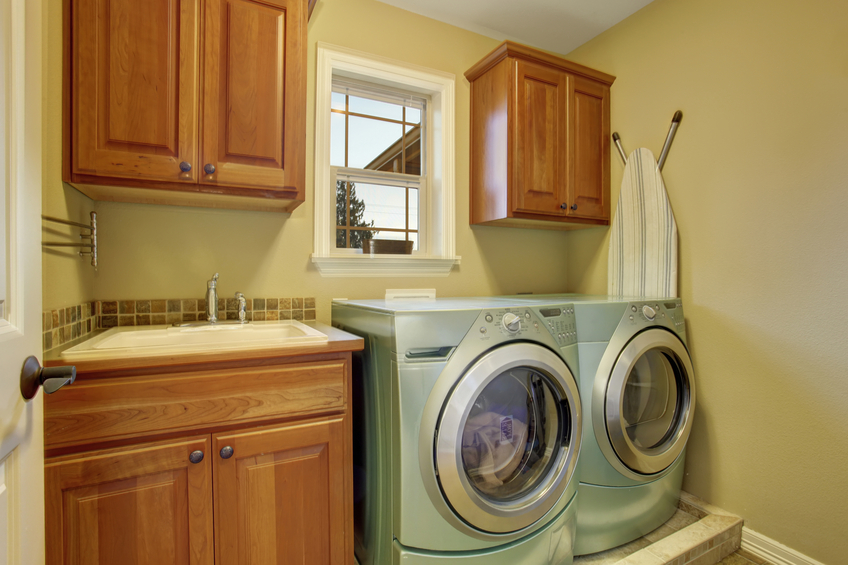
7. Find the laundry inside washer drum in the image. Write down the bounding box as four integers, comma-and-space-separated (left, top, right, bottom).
460, 368, 569, 501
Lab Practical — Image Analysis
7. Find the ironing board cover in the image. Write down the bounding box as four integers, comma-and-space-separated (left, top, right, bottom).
608, 148, 678, 297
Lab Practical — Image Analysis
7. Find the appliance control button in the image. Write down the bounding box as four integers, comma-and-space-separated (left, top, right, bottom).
485, 313, 493, 323
502, 312, 521, 333
524, 311, 531, 319
631, 305, 638, 312
629, 315, 635, 321
480, 327, 487, 334
642, 305, 657, 320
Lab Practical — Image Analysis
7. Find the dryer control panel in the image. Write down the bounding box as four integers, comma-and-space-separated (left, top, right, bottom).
474, 305, 577, 347
624, 300, 685, 334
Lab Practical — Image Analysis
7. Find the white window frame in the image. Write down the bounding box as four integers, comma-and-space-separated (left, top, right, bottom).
312, 43, 459, 277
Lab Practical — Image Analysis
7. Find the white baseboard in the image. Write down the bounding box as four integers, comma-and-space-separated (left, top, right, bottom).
741, 527, 826, 565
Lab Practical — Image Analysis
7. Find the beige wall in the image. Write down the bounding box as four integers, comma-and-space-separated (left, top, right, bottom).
42, 0, 576, 319
565, 0, 848, 561
42, 1, 96, 311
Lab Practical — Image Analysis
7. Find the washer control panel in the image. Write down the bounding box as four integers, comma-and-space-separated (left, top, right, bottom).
475, 305, 577, 347
626, 300, 685, 333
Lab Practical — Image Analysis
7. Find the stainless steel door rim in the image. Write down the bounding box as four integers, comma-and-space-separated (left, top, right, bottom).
434, 343, 582, 533
603, 329, 696, 475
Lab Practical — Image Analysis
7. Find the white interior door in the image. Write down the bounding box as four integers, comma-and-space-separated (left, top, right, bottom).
0, 0, 44, 562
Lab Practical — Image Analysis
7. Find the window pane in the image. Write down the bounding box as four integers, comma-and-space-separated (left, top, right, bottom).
405, 106, 421, 124
408, 232, 419, 251
331, 92, 346, 111
370, 230, 405, 241
335, 181, 348, 227
348, 116, 403, 170
349, 229, 372, 249
336, 228, 347, 248
331, 112, 346, 167
402, 126, 422, 175
355, 182, 407, 229
408, 187, 419, 230
349, 94, 403, 121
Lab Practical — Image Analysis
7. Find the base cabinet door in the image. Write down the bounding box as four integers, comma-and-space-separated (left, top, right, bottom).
45, 436, 213, 565
213, 417, 350, 565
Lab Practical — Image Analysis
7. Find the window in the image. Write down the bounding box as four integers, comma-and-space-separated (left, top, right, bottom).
312, 43, 459, 277
331, 81, 425, 252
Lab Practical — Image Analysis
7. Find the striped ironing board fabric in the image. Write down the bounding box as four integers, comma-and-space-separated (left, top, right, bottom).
608, 148, 678, 297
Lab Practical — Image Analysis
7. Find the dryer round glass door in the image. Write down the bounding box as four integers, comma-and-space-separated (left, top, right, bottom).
605, 328, 696, 475
434, 343, 581, 534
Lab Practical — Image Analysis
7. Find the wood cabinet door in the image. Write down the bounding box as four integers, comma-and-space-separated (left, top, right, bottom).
512, 59, 570, 217
214, 417, 351, 565
200, 0, 306, 198
70, 0, 199, 183
568, 75, 610, 221
45, 436, 213, 565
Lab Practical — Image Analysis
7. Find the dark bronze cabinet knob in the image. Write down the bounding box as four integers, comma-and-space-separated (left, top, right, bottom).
570, 204, 578, 210
204, 163, 216, 175
179, 161, 192, 172
560, 203, 568, 209
189, 450, 204, 464
220, 446, 234, 459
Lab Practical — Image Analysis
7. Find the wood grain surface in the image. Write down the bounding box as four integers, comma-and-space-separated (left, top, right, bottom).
45, 436, 214, 565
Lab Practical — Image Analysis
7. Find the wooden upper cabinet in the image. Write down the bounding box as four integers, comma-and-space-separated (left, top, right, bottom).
70, 0, 199, 183
64, 0, 308, 212
213, 417, 351, 565
467, 41, 614, 230
45, 436, 213, 565
200, 0, 305, 196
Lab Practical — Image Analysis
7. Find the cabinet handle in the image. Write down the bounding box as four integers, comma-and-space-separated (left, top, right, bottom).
189, 450, 204, 464
560, 203, 568, 210
570, 204, 578, 210
204, 163, 216, 175
20, 356, 76, 400
179, 161, 192, 173
220, 446, 234, 459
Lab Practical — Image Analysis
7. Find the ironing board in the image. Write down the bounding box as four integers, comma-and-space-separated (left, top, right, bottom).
608, 148, 678, 297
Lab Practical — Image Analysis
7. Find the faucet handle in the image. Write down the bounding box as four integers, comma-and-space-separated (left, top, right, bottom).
235, 292, 247, 323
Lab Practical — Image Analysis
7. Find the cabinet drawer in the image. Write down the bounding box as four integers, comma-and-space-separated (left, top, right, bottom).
44, 360, 348, 448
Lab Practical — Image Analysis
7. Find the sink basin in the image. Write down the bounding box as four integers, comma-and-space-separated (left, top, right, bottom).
61, 320, 328, 360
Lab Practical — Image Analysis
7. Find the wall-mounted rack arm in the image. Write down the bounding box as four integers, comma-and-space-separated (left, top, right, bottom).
42, 211, 98, 267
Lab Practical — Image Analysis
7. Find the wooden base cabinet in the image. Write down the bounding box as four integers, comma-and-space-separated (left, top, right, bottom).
466, 41, 615, 230
43, 346, 358, 565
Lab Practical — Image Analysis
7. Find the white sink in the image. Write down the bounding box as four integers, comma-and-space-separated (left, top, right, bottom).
61, 320, 328, 360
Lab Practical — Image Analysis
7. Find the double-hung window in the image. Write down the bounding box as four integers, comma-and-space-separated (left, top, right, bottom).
331, 80, 426, 252
312, 43, 459, 277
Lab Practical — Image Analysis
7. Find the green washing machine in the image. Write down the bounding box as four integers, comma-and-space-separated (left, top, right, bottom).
332, 298, 584, 565
515, 295, 696, 555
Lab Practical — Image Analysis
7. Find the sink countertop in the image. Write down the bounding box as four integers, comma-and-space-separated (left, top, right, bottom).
44, 321, 364, 374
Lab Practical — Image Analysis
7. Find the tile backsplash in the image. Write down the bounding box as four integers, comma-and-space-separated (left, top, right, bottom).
44, 297, 317, 351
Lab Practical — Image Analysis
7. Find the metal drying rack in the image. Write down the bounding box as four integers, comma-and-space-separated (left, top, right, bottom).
42, 211, 98, 267
612, 110, 682, 171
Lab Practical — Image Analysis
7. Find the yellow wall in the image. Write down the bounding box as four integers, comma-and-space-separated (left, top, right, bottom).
565, 0, 848, 561
42, 1, 95, 310
42, 0, 576, 317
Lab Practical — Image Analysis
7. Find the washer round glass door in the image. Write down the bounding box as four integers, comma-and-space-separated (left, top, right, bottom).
605, 328, 695, 475
435, 343, 581, 533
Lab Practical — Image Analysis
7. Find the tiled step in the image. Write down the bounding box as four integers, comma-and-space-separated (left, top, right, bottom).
575, 492, 745, 565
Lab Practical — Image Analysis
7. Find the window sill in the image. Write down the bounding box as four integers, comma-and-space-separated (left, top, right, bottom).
311, 254, 460, 277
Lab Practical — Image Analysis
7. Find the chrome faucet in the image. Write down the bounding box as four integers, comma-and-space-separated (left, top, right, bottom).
236, 292, 247, 323
206, 273, 219, 323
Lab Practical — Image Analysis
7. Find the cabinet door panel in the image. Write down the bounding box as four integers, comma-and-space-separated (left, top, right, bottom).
71, 0, 198, 181
569, 76, 609, 220
513, 60, 569, 217
214, 417, 350, 565
201, 0, 305, 195
45, 436, 213, 565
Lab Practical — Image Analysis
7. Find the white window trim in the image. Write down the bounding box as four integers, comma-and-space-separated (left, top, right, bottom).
312, 43, 459, 277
